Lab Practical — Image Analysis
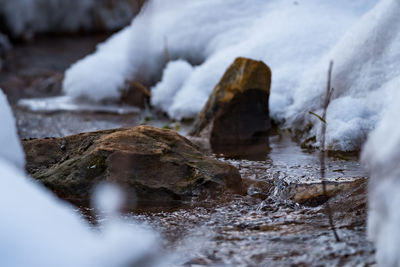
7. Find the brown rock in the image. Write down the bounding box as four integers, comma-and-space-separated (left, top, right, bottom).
120, 80, 150, 108
22, 125, 242, 208
277, 177, 366, 207
189, 57, 271, 158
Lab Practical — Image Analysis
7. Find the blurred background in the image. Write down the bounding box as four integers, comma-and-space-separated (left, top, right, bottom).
0, 0, 145, 102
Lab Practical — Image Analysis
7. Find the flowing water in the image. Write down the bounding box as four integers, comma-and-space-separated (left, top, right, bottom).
2, 35, 375, 266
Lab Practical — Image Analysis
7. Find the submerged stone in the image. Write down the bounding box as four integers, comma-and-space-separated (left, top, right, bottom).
22, 125, 243, 208
189, 57, 271, 158
276, 177, 366, 207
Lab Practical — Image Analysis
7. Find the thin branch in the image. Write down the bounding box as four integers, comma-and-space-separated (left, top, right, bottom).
320, 60, 340, 242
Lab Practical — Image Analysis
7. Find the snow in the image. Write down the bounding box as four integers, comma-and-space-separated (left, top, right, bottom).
63, 0, 382, 150
286, 0, 400, 150
0, 89, 25, 168
151, 59, 194, 115
0, 89, 161, 267
0, 0, 139, 38
362, 82, 400, 267
63, 26, 133, 102
0, 159, 160, 267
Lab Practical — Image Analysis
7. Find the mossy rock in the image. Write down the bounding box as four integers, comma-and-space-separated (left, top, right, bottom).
22, 126, 243, 208
189, 57, 271, 157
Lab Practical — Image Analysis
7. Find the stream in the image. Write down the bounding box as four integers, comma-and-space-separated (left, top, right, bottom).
1, 35, 375, 266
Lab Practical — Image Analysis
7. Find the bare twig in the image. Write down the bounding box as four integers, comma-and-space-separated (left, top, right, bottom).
320, 60, 340, 242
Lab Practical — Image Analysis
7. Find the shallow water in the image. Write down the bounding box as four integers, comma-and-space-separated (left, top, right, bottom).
3, 35, 375, 266
76, 130, 372, 266
16, 100, 375, 267
126, 136, 373, 267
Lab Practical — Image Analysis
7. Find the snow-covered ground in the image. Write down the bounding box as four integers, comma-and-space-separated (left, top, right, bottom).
0, 89, 161, 267
62, 0, 390, 151
0, 0, 141, 38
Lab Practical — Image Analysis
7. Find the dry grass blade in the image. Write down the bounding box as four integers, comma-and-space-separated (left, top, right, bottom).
320, 60, 340, 242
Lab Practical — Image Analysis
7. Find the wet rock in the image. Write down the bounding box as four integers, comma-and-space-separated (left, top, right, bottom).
325, 178, 367, 228
189, 57, 271, 158
22, 125, 243, 208
276, 177, 366, 207
120, 80, 150, 108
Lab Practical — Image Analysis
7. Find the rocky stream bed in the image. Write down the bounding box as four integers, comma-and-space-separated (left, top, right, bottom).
1, 35, 376, 266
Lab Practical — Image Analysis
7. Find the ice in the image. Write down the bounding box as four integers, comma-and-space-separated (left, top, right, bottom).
18, 95, 141, 115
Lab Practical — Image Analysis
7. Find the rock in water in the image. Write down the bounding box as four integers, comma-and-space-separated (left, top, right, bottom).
22, 126, 242, 208
189, 57, 271, 158
120, 80, 150, 108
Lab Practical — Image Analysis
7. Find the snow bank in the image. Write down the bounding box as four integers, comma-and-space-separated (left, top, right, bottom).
63, 26, 133, 102
62, 0, 400, 152
0, 0, 140, 38
0, 159, 160, 267
287, 0, 400, 150
0, 89, 25, 168
362, 80, 400, 267
63, 0, 380, 148
151, 60, 194, 113
0, 89, 160, 266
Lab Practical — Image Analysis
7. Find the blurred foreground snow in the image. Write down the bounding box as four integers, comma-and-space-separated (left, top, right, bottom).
0, 89, 161, 267
362, 87, 400, 266
0, 90, 25, 168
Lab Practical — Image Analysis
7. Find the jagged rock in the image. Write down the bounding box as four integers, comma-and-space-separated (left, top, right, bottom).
22, 125, 243, 208
120, 80, 150, 108
189, 57, 271, 158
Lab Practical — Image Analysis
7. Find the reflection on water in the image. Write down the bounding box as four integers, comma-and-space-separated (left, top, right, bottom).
122, 132, 372, 266
212, 135, 270, 161
18, 95, 141, 114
